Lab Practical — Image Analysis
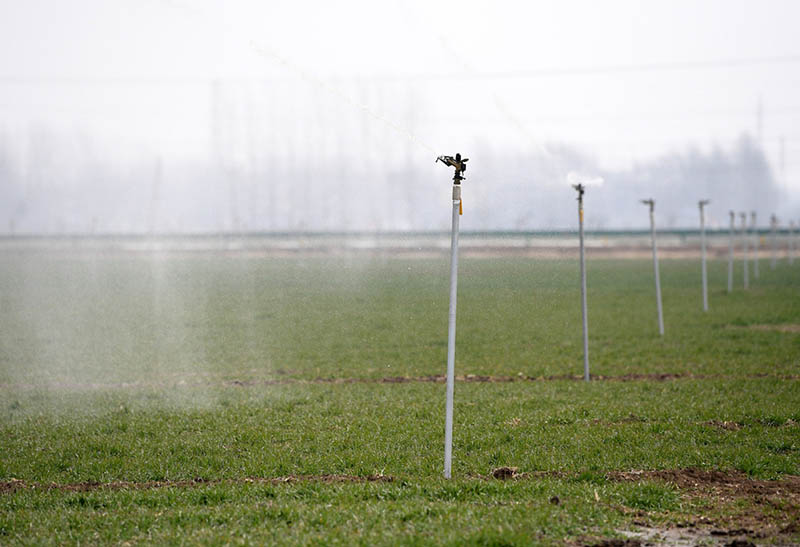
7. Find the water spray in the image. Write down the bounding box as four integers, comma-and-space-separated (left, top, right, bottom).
437, 152, 467, 480
568, 172, 602, 381
641, 199, 664, 336
771, 214, 778, 270
740, 212, 749, 290
698, 200, 710, 311
789, 221, 796, 266
751, 212, 759, 280
727, 211, 735, 293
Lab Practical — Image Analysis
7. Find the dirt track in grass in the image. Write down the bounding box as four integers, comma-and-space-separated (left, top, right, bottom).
3, 372, 798, 392
4, 468, 797, 497
0, 474, 394, 494
226, 372, 799, 387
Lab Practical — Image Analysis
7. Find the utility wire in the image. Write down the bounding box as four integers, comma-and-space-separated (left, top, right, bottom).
382, 54, 800, 81
3, 55, 799, 85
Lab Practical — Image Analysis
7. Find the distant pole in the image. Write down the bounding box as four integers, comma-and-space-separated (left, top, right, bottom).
740, 212, 749, 289
437, 153, 468, 480
771, 214, 778, 269
790, 221, 796, 266
727, 211, 735, 293
642, 199, 664, 336
699, 200, 709, 311
574, 184, 590, 381
751, 212, 759, 280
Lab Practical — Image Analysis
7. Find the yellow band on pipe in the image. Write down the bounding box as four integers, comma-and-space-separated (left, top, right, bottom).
459, 199, 463, 215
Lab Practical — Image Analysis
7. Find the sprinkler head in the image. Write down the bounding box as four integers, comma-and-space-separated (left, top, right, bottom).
698, 199, 710, 209
640, 198, 655, 212
436, 153, 468, 184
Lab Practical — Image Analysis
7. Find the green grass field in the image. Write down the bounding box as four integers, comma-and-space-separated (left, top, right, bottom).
1, 251, 798, 544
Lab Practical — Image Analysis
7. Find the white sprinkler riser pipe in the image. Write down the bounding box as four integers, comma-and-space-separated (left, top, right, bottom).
727, 213, 735, 293
578, 198, 589, 381
741, 215, 749, 290
650, 208, 664, 336
752, 214, 759, 279
771, 218, 777, 269
443, 184, 460, 479
700, 205, 708, 311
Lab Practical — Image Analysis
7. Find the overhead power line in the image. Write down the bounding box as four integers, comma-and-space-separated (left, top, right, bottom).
402, 54, 800, 81
354, 55, 800, 81
1, 55, 799, 86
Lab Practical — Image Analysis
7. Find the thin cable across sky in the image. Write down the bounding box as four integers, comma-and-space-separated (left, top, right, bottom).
2, 54, 799, 84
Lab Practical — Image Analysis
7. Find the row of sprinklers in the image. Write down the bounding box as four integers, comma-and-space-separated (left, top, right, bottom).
639, 204, 793, 340
437, 153, 797, 480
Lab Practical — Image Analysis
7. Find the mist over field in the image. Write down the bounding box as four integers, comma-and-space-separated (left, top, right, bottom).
0, 125, 784, 234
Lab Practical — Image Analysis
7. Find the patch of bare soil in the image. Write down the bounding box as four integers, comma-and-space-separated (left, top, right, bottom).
608, 468, 800, 498
482, 468, 800, 499
605, 525, 763, 547
491, 466, 519, 480
585, 540, 643, 547
610, 469, 800, 545
484, 468, 800, 544
0, 474, 393, 494
703, 420, 743, 431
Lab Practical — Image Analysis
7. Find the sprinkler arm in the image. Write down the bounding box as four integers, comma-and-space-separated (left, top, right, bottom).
436, 153, 468, 184
640, 199, 654, 213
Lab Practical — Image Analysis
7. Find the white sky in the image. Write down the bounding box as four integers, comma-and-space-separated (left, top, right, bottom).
1, 0, 799, 187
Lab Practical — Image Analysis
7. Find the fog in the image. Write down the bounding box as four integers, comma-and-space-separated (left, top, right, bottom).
1, 0, 799, 233
0, 123, 783, 233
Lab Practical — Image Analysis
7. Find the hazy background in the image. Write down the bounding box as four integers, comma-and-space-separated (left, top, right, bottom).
1, 0, 799, 233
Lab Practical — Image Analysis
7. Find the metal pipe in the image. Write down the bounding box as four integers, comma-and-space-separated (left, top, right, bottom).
740, 212, 749, 289
576, 186, 589, 381
643, 199, 664, 336
727, 211, 735, 293
751, 212, 759, 279
437, 153, 467, 480
443, 184, 460, 480
699, 200, 709, 311
771, 214, 778, 269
